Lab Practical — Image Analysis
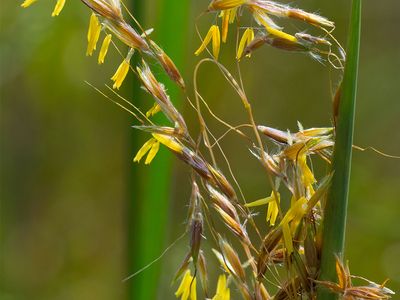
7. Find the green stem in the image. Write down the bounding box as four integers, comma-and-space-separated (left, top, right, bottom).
127, 1, 189, 299
318, 0, 362, 298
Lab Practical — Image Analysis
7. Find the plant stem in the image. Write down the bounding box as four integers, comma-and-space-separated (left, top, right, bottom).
127, 0, 189, 299
318, 0, 362, 298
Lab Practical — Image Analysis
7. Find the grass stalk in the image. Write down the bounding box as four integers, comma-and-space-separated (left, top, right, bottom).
127, 0, 189, 299
318, 0, 362, 298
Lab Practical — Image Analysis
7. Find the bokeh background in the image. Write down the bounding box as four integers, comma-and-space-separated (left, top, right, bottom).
1, 0, 399, 299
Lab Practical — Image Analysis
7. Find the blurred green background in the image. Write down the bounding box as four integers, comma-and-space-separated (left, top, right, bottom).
1, 0, 399, 299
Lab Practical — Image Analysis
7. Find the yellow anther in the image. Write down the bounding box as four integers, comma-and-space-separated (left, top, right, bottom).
21, 0, 37, 8
52, 0, 66, 17
111, 57, 130, 89
237, 28, 254, 59
194, 25, 221, 59
98, 34, 112, 64
86, 13, 101, 56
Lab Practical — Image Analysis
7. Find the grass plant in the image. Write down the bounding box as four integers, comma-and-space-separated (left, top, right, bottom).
20, 0, 395, 299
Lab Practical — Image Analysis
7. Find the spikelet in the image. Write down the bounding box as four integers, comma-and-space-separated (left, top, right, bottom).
219, 239, 246, 282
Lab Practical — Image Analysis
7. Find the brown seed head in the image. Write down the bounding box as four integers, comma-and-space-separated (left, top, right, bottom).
257, 227, 283, 278
274, 277, 302, 300
207, 185, 239, 221
80, 0, 122, 21
208, 165, 236, 199
106, 20, 150, 51
220, 239, 246, 282
190, 213, 203, 264
258, 125, 294, 144
292, 251, 312, 293
286, 8, 334, 28
295, 33, 332, 46
345, 286, 393, 299
197, 251, 209, 296
137, 61, 187, 132
255, 282, 272, 300
150, 41, 185, 89
214, 205, 248, 242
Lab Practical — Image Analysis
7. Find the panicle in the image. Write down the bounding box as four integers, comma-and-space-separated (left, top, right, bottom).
204, 0, 337, 62
82, 0, 190, 89
81, 0, 150, 52
22, 1, 393, 299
